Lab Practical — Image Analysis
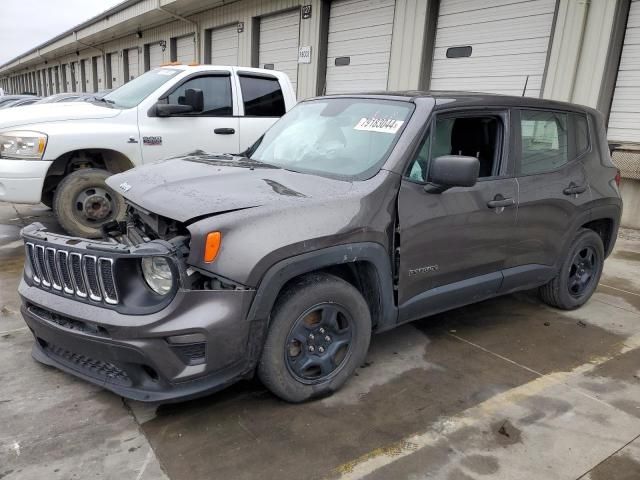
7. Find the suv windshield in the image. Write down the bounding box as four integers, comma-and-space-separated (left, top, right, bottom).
249, 98, 414, 179
103, 68, 181, 108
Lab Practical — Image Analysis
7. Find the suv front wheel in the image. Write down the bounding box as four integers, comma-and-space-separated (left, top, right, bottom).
539, 229, 605, 310
258, 273, 372, 403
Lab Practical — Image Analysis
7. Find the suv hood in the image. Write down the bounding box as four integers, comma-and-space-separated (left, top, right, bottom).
106, 153, 353, 223
0, 102, 121, 130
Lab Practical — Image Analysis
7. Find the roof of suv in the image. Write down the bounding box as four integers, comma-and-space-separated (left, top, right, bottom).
320, 91, 595, 115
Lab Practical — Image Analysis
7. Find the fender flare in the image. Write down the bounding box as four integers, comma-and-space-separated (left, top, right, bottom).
246, 242, 398, 332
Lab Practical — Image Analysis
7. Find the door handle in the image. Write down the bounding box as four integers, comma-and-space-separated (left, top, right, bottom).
214, 128, 235, 135
487, 197, 515, 209
563, 183, 587, 195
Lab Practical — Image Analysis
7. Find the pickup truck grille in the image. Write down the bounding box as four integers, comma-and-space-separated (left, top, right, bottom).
25, 242, 119, 305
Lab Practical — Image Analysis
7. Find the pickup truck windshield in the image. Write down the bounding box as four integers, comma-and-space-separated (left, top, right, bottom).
103, 69, 180, 108
249, 98, 414, 179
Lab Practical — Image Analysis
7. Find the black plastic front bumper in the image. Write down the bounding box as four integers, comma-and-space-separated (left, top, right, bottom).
20, 280, 261, 403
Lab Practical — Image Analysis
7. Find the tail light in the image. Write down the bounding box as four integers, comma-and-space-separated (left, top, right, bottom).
615, 169, 621, 187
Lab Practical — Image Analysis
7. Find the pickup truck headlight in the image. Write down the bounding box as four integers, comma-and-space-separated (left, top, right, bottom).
141, 257, 174, 295
0, 131, 48, 160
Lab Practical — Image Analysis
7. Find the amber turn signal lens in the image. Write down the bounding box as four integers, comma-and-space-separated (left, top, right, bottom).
204, 232, 221, 263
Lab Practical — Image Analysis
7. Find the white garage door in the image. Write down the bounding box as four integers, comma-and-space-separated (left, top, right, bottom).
148, 43, 164, 70
325, 0, 396, 95
95, 57, 105, 91
608, 0, 640, 143
110, 52, 122, 89
210, 24, 239, 65
82, 59, 92, 92
176, 35, 195, 64
127, 48, 139, 81
70, 62, 79, 92
259, 9, 300, 93
430, 0, 556, 97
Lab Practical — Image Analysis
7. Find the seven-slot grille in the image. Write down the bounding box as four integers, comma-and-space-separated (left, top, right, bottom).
25, 242, 118, 304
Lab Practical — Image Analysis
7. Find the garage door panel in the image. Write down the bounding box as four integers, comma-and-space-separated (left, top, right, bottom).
327, 52, 392, 68
149, 44, 163, 69
127, 49, 139, 80
176, 35, 195, 64
327, 35, 392, 57
434, 38, 549, 59
330, 0, 394, 16
259, 10, 300, 92
327, 23, 393, 44
259, 37, 300, 52
439, 0, 553, 15
437, 0, 556, 28
431, 76, 542, 95
329, 6, 396, 31
436, 14, 554, 45
432, 53, 547, 77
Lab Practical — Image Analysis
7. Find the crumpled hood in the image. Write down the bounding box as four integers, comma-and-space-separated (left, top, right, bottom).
0, 102, 121, 130
106, 153, 353, 223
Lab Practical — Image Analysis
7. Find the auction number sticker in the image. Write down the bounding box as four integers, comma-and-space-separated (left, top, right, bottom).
354, 117, 404, 134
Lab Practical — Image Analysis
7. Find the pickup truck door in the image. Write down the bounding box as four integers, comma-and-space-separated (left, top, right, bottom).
139, 72, 240, 163
396, 110, 518, 324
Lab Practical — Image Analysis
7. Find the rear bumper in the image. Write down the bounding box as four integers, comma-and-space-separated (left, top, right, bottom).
20, 280, 261, 402
0, 159, 52, 204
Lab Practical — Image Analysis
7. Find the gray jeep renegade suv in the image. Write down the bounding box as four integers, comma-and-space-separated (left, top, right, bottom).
19, 92, 622, 403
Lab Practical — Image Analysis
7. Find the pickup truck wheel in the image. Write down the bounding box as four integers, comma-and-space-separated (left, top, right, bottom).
539, 229, 604, 310
53, 168, 125, 238
258, 273, 371, 403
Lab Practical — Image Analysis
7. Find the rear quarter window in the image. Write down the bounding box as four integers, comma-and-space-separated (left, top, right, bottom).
238, 75, 285, 117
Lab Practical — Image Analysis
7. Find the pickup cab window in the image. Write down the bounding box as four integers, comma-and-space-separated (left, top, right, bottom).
239, 75, 285, 117
167, 75, 232, 116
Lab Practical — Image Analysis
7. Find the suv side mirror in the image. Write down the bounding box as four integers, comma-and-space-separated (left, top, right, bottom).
153, 88, 204, 117
424, 155, 480, 193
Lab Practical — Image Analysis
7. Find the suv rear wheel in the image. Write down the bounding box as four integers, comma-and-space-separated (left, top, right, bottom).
539, 229, 604, 310
258, 273, 372, 403
53, 168, 126, 238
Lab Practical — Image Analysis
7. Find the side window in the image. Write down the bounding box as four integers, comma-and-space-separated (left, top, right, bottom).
406, 115, 502, 182
167, 75, 232, 116
520, 110, 568, 175
574, 113, 590, 156
238, 75, 285, 117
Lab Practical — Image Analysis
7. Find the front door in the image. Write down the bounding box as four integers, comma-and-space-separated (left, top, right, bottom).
397, 110, 518, 323
139, 72, 240, 163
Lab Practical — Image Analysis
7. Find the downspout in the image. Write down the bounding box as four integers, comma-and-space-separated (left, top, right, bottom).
156, 0, 201, 63
74, 31, 107, 90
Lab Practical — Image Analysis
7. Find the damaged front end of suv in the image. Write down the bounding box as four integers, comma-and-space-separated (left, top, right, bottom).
19, 202, 259, 402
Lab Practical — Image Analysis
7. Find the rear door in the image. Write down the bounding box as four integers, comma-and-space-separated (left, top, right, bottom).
397, 109, 518, 322
139, 71, 240, 162
509, 109, 592, 269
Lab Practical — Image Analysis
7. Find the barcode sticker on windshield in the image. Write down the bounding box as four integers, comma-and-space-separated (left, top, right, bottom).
354, 117, 404, 134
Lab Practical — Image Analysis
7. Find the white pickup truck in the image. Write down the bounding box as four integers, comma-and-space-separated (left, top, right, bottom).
0, 65, 296, 236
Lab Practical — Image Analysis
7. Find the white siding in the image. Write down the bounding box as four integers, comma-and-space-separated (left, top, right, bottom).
127, 48, 140, 81
430, 0, 556, 97
209, 24, 239, 65
325, 0, 396, 95
176, 34, 196, 63
259, 9, 301, 93
608, 0, 640, 143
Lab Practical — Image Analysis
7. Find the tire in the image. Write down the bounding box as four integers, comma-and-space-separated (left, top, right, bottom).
258, 273, 372, 403
539, 229, 604, 310
53, 168, 126, 238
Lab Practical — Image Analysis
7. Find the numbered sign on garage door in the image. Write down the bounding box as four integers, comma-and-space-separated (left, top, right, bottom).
325, 0, 396, 95
176, 35, 195, 64
608, 0, 640, 143
210, 24, 239, 65
259, 9, 300, 93
430, 0, 556, 97
148, 43, 164, 70
126, 48, 139, 81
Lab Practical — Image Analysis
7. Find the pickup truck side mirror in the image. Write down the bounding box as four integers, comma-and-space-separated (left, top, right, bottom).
152, 88, 204, 117
424, 155, 480, 193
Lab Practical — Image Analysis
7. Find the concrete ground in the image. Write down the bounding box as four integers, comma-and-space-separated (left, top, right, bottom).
1, 203, 640, 480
